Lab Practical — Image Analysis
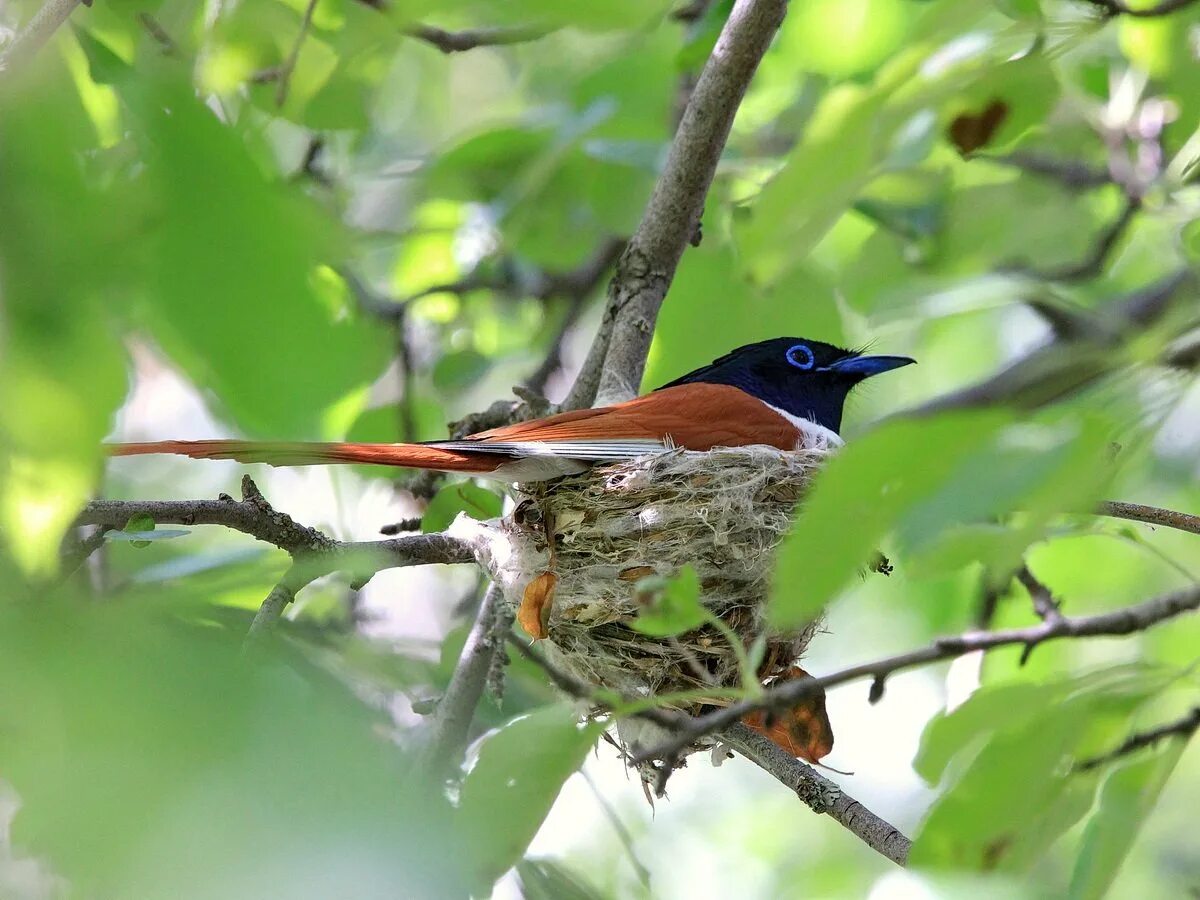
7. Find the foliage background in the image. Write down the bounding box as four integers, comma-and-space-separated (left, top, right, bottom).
0, 0, 1197, 897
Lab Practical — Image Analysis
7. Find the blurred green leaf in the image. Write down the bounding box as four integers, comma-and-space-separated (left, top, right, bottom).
631, 566, 706, 637
114, 73, 388, 436
0, 62, 129, 575
422, 481, 503, 532
516, 858, 608, 900
912, 666, 1173, 873
457, 704, 600, 891
769, 411, 1007, 628
915, 681, 1052, 785
0, 597, 461, 897
1069, 738, 1187, 900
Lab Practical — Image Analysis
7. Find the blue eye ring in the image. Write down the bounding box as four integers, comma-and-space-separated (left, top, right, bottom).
786, 343, 815, 370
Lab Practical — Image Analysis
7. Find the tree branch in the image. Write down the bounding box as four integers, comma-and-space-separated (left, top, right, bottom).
275, 0, 319, 107
507, 635, 912, 866
1076, 706, 1200, 772
574, 0, 788, 406
635, 581, 1200, 765
720, 723, 912, 866
76, 475, 475, 631
1098, 501, 1200, 537
0, 0, 85, 72
419, 583, 504, 777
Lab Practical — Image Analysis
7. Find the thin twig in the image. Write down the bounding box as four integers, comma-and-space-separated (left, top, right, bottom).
405, 23, 550, 54
720, 724, 911, 866
1099, 501, 1200, 537
275, 0, 319, 107
137, 13, 179, 57
247, 564, 317, 637
636, 582, 1200, 765
1082, 0, 1199, 17
1016, 565, 1066, 626
0, 0, 84, 72
1032, 195, 1141, 282
1076, 706, 1200, 771
987, 152, 1112, 191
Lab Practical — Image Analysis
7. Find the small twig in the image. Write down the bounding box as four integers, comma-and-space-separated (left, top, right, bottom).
636, 582, 1200, 765
1076, 706, 1200, 771
1031, 195, 1141, 282
721, 723, 911, 866
987, 152, 1112, 191
1016, 565, 1066, 625
0, 0, 85, 72
275, 0, 319, 107
247, 564, 317, 637
1082, 0, 1199, 17
1099, 501, 1200, 537
404, 23, 550, 54
137, 13, 179, 57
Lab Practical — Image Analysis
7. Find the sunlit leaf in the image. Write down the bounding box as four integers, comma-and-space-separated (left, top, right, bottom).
457, 704, 600, 891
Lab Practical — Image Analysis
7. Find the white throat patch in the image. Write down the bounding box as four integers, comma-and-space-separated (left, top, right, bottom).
761, 401, 845, 450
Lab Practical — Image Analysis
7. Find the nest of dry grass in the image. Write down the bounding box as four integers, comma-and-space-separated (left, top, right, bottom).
453, 445, 829, 715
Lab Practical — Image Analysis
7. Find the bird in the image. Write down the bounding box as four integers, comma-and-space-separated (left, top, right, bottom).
109, 337, 915, 481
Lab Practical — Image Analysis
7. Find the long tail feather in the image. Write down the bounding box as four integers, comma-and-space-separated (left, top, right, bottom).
107, 440, 498, 473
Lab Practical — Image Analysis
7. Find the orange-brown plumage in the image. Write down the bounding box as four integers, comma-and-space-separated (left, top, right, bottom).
475, 384, 801, 451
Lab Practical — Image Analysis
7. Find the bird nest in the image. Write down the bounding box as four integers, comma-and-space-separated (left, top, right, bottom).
451, 445, 829, 713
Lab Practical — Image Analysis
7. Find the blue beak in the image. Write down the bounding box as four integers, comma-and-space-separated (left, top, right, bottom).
826, 355, 916, 378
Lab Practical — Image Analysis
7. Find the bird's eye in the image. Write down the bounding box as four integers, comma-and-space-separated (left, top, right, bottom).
786, 344, 815, 370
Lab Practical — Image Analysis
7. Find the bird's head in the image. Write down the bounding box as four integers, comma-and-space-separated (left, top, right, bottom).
657, 337, 915, 434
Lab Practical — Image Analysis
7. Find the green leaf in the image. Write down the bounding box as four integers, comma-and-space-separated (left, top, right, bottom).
114, 73, 388, 436
915, 681, 1054, 785
911, 667, 1171, 872
0, 61, 129, 575
516, 859, 608, 900
108, 528, 192, 547
457, 704, 600, 892
422, 481, 503, 533
0, 597, 463, 896
630, 566, 707, 637
769, 411, 1007, 628
1069, 739, 1187, 900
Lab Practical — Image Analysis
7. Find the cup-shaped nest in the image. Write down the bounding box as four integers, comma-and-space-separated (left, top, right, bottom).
454, 445, 828, 711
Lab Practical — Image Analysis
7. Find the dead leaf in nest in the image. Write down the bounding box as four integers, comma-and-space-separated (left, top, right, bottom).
618, 565, 657, 582
742, 666, 833, 763
517, 571, 557, 640
552, 507, 585, 536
